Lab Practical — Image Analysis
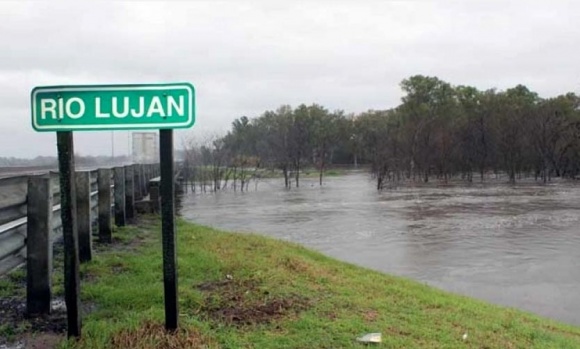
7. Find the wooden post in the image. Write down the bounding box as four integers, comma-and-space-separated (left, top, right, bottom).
56, 131, 81, 338
124, 165, 135, 223
26, 175, 53, 316
97, 168, 112, 243
113, 167, 126, 227
160, 130, 178, 330
75, 171, 92, 263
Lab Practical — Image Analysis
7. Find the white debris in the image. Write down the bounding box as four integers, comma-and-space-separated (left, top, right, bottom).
356, 333, 382, 343
51, 299, 67, 312
0, 340, 25, 349
462, 332, 468, 341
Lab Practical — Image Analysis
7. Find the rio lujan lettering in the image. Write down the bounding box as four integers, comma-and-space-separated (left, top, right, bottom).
39, 95, 185, 120
31, 83, 195, 131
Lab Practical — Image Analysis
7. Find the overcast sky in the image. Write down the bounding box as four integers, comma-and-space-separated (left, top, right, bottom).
1, 1, 579, 159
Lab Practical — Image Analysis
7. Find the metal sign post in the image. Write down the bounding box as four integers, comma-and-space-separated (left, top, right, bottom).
159, 129, 177, 330
56, 131, 81, 337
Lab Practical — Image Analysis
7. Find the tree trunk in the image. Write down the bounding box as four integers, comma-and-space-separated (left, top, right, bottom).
240, 166, 245, 193
319, 155, 325, 186
295, 160, 300, 188
233, 167, 237, 192
283, 165, 289, 188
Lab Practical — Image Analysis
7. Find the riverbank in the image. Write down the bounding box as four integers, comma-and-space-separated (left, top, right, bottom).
2, 217, 580, 348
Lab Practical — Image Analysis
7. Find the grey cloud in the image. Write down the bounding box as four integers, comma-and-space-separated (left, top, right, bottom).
0, 1, 579, 158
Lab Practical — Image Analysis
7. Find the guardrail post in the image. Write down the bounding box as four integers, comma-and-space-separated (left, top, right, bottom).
145, 165, 152, 195
26, 175, 53, 316
124, 165, 135, 223
133, 164, 143, 201
75, 171, 92, 263
140, 164, 147, 197
98, 169, 112, 243
142, 166, 147, 196
114, 167, 126, 227
150, 181, 160, 213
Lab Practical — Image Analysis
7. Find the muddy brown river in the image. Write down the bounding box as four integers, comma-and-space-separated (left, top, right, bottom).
181, 171, 580, 325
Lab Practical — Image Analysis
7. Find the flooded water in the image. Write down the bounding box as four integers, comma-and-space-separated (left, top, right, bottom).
181, 171, 580, 325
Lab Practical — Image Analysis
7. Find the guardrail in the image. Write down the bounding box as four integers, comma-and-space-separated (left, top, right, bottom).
0, 163, 160, 278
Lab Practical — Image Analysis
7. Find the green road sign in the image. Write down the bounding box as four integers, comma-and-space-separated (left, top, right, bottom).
31, 83, 195, 131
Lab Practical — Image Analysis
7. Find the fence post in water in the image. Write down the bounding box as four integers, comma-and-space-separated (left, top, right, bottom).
75, 171, 92, 263
113, 167, 126, 227
124, 165, 135, 223
26, 175, 53, 316
97, 168, 112, 243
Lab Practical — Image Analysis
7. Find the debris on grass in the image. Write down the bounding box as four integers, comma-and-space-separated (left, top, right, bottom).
356, 332, 382, 343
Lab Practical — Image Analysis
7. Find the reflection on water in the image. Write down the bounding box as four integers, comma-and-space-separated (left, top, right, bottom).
181, 172, 580, 325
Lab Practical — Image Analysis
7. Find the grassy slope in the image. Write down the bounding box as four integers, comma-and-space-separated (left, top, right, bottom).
59, 217, 580, 349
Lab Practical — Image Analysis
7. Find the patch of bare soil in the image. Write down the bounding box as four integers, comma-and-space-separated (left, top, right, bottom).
195, 279, 310, 327
94, 232, 147, 253
0, 298, 66, 348
22, 333, 62, 349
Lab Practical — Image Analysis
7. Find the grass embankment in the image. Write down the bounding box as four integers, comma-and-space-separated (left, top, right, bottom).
5, 217, 580, 348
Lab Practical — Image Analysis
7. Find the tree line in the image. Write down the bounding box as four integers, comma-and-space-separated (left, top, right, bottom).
182, 75, 580, 190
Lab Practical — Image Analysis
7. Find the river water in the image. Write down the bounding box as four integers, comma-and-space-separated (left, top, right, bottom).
181, 171, 580, 325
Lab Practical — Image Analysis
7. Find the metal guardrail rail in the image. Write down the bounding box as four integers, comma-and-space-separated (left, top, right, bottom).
0, 171, 104, 276
0, 163, 161, 277
0, 164, 159, 276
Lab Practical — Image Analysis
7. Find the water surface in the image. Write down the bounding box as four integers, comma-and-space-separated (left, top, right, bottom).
181, 172, 580, 325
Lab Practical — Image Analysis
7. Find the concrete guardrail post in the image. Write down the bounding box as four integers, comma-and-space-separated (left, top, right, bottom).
124, 165, 135, 223
113, 167, 126, 227
140, 164, 147, 197
26, 175, 53, 315
97, 169, 112, 243
145, 165, 152, 194
150, 181, 160, 213
133, 164, 142, 201
75, 171, 92, 262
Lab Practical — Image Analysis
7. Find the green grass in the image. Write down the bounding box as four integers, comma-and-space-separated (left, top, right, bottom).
46, 217, 580, 348
0, 269, 25, 298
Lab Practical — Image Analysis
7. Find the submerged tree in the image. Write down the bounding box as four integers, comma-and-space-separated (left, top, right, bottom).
183, 76, 580, 191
